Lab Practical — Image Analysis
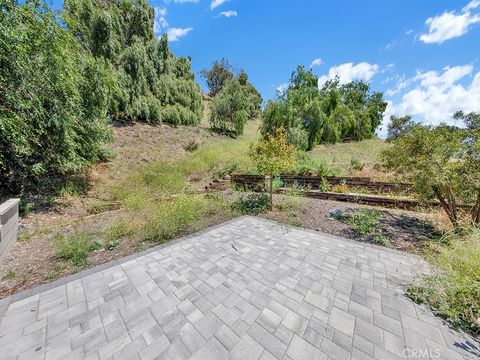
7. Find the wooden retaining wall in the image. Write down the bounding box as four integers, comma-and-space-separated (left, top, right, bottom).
229, 174, 412, 193
0, 199, 20, 264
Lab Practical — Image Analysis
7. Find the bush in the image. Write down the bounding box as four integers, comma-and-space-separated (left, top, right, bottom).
210, 78, 249, 137
233, 193, 270, 215
287, 127, 309, 151
0, 0, 112, 194
407, 229, 480, 335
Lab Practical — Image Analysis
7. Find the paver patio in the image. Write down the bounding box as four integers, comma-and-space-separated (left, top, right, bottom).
0, 216, 478, 360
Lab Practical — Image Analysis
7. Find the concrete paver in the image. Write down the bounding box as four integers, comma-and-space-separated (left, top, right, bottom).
0, 216, 478, 360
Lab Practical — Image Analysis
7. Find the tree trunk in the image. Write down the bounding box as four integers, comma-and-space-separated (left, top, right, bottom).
433, 187, 459, 229
269, 174, 273, 210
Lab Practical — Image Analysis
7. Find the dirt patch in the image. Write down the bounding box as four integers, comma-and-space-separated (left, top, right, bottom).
261, 195, 442, 253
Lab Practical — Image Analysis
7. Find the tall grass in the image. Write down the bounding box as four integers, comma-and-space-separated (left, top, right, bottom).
407, 229, 480, 335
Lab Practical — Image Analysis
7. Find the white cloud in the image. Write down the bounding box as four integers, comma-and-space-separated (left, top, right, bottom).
154, 7, 168, 33
167, 27, 194, 41
219, 10, 237, 17
384, 65, 480, 128
211, 0, 228, 10
318, 62, 379, 87
310, 58, 323, 67
420, 1, 480, 44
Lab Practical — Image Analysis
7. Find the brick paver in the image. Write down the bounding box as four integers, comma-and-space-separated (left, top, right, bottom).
0, 216, 478, 360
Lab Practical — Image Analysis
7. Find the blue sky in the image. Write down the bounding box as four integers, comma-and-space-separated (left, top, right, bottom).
53, 0, 480, 134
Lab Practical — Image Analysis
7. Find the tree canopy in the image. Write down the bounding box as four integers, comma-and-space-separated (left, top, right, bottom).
382, 115, 480, 228
0, 0, 112, 193
261, 66, 387, 150
63, 0, 203, 125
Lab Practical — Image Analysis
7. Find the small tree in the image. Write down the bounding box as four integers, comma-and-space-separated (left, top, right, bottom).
250, 127, 297, 209
386, 115, 414, 141
200, 58, 234, 97
209, 78, 248, 137
382, 120, 480, 228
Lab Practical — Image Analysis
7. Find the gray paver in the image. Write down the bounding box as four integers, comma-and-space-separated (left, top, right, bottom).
0, 216, 477, 360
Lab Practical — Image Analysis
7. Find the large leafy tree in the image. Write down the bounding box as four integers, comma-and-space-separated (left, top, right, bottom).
261, 66, 387, 149
63, 0, 203, 125
382, 117, 480, 228
0, 0, 112, 194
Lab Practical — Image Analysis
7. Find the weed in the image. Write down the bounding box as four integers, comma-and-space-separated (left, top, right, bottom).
132, 243, 146, 253
105, 220, 135, 241
54, 230, 96, 266
291, 219, 303, 227
232, 193, 269, 215
373, 234, 389, 246
87, 200, 118, 214
184, 138, 200, 152
347, 209, 381, 236
1, 268, 16, 280
105, 239, 121, 250
350, 158, 365, 171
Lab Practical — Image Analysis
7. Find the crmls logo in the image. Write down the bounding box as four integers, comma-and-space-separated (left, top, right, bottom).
403, 348, 441, 358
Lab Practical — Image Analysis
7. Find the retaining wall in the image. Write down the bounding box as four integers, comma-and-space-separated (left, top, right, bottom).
0, 199, 20, 264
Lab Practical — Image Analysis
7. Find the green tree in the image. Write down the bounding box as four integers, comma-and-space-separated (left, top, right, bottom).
0, 0, 112, 194
261, 67, 387, 149
63, 0, 203, 125
387, 115, 414, 141
382, 120, 480, 228
250, 127, 297, 209
209, 79, 248, 137
200, 58, 234, 97
238, 70, 263, 120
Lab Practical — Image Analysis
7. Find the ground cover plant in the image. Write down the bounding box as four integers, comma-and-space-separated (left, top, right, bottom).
407, 228, 480, 335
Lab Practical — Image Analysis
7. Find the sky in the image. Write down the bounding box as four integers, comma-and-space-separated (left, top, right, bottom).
53, 0, 480, 136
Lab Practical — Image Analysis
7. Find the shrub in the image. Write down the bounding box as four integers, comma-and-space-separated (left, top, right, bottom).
407, 229, 480, 334
287, 127, 309, 151
184, 138, 201, 152
209, 78, 249, 137
0, 0, 112, 194
233, 193, 270, 215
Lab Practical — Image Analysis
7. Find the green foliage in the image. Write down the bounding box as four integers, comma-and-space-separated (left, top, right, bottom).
63, 0, 203, 125
386, 115, 414, 141
382, 117, 480, 227
350, 158, 364, 171
1, 268, 16, 280
233, 193, 270, 215
347, 209, 381, 236
261, 66, 387, 150
54, 231, 97, 266
287, 127, 309, 151
210, 78, 249, 137
200, 58, 234, 96
0, 0, 112, 194
105, 220, 134, 240
407, 229, 480, 335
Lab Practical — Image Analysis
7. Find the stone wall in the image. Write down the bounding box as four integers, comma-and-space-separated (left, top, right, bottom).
0, 199, 20, 264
